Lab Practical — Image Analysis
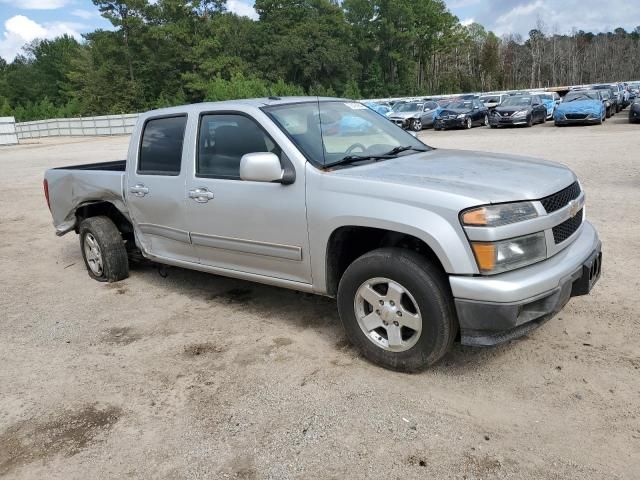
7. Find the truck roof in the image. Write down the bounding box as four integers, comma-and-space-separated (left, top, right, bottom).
143, 96, 347, 116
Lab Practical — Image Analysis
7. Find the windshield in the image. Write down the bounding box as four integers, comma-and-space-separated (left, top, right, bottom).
564, 91, 599, 102
502, 96, 532, 106
393, 102, 423, 112
446, 101, 473, 110
481, 96, 500, 103
263, 101, 429, 168
538, 94, 552, 101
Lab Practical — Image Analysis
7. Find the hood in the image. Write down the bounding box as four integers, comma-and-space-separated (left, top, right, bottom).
438, 108, 471, 116
329, 149, 575, 205
388, 111, 420, 119
494, 105, 530, 113
557, 100, 601, 113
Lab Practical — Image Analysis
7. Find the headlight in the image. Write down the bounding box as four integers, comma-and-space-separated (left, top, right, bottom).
512, 110, 527, 118
461, 202, 538, 227
470, 232, 547, 274
457, 114, 466, 119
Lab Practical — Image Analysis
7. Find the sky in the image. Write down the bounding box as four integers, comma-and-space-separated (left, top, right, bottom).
1, 0, 639, 61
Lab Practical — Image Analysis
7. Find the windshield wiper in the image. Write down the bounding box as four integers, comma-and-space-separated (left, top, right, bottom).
329, 146, 429, 168
382, 145, 428, 156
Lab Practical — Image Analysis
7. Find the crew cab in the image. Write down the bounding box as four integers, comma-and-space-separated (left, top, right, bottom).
44, 97, 602, 371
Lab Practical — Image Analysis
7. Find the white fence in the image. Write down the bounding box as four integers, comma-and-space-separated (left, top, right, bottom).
0, 117, 18, 146
15, 114, 139, 140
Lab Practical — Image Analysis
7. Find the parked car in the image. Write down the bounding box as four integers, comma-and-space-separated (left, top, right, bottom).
364, 101, 392, 117
630, 98, 640, 123
42, 97, 603, 371
387, 101, 440, 131
595, 89, 615, 118
592, 84, 621, 113
489, 94, 547, 128
433, 99, 488, 130
480, 94, 507, 110
536, 92, 559, 119
554, 90, 606, 126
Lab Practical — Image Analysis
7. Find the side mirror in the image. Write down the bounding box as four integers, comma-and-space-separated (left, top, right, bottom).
240, 152, 285, 183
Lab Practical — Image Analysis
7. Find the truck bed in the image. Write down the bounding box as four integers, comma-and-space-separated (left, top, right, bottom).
45, 161, 128, 236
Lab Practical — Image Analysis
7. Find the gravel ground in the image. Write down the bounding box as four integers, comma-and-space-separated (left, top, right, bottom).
1, 115, 639, 479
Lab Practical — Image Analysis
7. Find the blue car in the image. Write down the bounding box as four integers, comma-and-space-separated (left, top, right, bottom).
554, 90, 605, 126
363, 102, 392, 117
536, 92, 559, 119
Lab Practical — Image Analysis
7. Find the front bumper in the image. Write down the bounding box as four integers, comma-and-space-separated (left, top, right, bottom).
489, 115, 527, 126
450, 221, 602, 346
389, 117, 411, 129
554, 114, 602, 125
434, 118, 466, 129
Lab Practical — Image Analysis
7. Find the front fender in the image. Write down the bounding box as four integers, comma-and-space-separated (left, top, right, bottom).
306, 183, 479, 294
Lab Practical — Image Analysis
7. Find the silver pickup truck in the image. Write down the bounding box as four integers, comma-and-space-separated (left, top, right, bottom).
44, 97, 602, 371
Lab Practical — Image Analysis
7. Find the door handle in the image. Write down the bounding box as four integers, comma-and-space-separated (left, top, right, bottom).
188, 187, 214, 203
130, 184, 149, 197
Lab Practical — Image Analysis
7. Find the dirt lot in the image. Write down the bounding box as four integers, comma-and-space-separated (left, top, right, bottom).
1, 115, 639, 479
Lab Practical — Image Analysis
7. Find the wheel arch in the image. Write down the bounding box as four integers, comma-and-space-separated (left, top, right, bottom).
75, 201, 134, 239
324, 225, 450, 297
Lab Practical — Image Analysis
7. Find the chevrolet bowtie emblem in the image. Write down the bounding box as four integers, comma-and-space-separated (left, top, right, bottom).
569, 199, 579, 217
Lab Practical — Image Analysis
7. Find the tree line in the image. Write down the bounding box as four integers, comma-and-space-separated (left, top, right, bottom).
1, 0, 639, 122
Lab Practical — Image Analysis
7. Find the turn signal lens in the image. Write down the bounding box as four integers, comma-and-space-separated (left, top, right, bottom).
471, 242, 495, 272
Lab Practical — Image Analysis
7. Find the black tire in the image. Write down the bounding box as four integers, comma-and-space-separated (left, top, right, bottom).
79, 216, 129, 283
483, 114, 489, 126
412, 119, 422, 131
337, 248, 457, 372
526, 115, 533, 127
490, 124, 498, 129
465, 117, 472, 129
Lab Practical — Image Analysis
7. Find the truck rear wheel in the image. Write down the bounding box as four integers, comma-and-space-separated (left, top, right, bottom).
337, 248, 457, 372
79, 216, 129, 283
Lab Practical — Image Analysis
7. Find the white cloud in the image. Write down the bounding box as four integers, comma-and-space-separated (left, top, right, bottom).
461, 18, 475, 27
447, 0, 640, 37
0, 15, 83, 61
227, 0, 258, 20
71, 9, 96, 20
0, 0, 70, 9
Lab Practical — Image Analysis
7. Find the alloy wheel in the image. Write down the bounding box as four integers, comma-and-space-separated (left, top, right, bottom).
83, 233, 104, 276
354, 277, 422, 352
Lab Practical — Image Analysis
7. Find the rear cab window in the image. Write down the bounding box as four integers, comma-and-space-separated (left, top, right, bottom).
138, 115, 187, 175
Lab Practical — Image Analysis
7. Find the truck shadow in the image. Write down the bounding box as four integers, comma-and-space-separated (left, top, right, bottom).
85, 256, 520, 371
129, 260, 341, 337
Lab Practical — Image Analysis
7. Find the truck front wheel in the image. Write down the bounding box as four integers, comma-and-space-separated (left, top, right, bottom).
337, 248, 457, 372
79, 216, 129, 282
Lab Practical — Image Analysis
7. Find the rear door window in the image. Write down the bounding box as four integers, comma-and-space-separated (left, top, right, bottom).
138, 115, 187, 175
